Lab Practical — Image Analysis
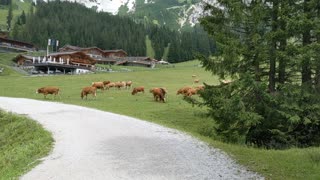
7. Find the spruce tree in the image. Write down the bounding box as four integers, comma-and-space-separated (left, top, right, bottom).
193, 0, 320, 148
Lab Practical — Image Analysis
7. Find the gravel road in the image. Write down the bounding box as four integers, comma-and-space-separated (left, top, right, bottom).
0, 97, 263, 180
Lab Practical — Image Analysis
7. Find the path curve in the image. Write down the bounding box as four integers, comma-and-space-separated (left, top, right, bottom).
0, 97, 263, 180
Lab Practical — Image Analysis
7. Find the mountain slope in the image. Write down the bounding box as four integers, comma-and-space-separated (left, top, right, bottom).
30, 0, 214, 31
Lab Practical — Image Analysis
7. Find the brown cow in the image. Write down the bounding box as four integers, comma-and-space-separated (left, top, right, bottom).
103, 81, 111, 86
36, 86, 60, 99
194, 79, 200, 83
131, 86, 144, 95
81, 86, 97, 100
126, 81, 133, 89
150, 87, 167, 103
92, 82, 105, 91
105, 82, 115, 89
186, 88, 198, 97
177, 86, 192, 96
185, 85, 205, 97
115, 81, 126, 90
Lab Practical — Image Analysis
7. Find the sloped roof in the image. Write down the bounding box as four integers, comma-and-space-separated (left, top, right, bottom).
0, 37, 35, 47
104, 49, 127, 55
59, 45, 108, 55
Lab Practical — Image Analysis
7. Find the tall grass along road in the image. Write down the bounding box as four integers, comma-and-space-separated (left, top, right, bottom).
0, 97, 262, 179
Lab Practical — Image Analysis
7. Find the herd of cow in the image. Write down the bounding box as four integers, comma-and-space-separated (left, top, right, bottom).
36, 77, 205, 103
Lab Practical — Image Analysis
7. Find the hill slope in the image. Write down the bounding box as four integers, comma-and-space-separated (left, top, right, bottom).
28, 0, 214, 31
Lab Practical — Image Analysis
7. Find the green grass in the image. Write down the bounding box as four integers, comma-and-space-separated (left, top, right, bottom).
0, 110, 53, 179
145, 35, 155, 58
162, 44, 170, 61
0, 52, 19, 66
0, 58, 320, 179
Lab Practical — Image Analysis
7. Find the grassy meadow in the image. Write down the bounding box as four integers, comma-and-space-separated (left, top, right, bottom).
0, 53, 320, 179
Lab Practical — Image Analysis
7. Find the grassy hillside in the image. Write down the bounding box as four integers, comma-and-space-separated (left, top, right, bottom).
145, 35, 155, 58
0, 52, 21, 76
0, 58, 319, 179
0, 0, 32, 31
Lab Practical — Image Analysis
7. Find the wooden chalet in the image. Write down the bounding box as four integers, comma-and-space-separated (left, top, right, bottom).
116, 57, 158, 68
57, 44, 158, 68
58, 45, 128, 65
59, 45, 105, 59
14, 51, 96, 74
0, 37, 36, 52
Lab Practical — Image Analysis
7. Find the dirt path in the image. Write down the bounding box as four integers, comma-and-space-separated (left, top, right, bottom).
0, 97, 263, 180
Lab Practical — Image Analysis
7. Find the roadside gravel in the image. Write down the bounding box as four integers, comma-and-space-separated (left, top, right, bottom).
0, 97, 263, 180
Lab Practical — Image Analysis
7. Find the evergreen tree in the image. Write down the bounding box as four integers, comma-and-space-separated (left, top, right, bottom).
6, 0, 12, 31
190, 0, 320, 148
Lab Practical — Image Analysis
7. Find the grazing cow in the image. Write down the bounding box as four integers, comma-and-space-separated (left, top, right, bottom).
194, 79, 200, 83
36, 86, 60, 99
131, 86, 144, 95
115, 81, 126, 90
185, 85, 205, 97
81, 86, 97, 100
126, 81, 133, 89
192, 75, 197, 78
186, 88, 198, 97
177, 86, 192, 96
103, 81, 111, 86
150, 87, 167, 103
92, 82, 105, 91
105, 82, 115, 89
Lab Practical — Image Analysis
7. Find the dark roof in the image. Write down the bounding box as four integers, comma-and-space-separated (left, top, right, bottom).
104, 49, 127, 54
59, 45, 107, 54
0, 37, 35, 48
48, 51, 80, 56
59, 45, 82, 51
126, 57, 158, 62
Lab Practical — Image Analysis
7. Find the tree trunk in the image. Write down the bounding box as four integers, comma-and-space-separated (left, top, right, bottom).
302, 0, 312, 85
315, 1, 320, 92
268, 1, 279, 93
278, 2, 287, 84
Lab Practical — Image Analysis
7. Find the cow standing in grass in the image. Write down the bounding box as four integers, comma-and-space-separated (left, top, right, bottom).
131, 86, 144, 95
92, 82, 105, 92
105, 82, 115, 90
150, 87, 167, 103
36, 86, 60, 99
115, 81, 126, 90
81, 86, 97, 100
126, 81, 133, 89
177, 86, 192, 96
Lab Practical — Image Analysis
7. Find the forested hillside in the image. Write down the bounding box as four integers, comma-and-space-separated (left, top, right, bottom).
10, 1, 215, 62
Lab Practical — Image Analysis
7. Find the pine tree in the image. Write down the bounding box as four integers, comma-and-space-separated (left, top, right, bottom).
194, 0, 320, 148
6, 0, 12, 31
